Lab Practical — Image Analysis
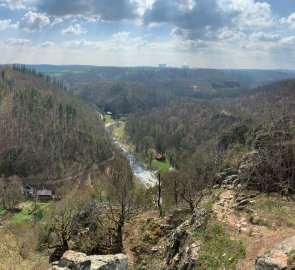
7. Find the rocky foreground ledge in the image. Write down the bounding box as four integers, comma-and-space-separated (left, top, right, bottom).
48, 250, 128, 270
255, 236, 295, 270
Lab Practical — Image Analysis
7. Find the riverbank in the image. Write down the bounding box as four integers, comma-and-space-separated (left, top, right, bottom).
104, 119, 158, 187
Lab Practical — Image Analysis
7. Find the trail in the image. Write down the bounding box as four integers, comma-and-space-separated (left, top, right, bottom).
213, 190, 295, 269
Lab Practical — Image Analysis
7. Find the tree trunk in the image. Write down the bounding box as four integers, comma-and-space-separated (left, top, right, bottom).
189, 201, 194, 212
115, 222, 124, 253
158, 172, 163, 217
174, 179, 178, 206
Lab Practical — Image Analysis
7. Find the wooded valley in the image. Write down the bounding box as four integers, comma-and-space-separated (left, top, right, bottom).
1, 66, 295, 270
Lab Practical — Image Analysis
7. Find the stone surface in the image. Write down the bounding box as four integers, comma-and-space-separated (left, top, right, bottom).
49, 250, 128, 270
255, 236, 295, 270
89, 254, 128, 270
59, 250, 91, 269
164, 209, 207, 270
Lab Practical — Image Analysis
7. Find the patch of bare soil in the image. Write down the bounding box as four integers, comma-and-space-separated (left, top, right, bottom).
123, 210, 165, 270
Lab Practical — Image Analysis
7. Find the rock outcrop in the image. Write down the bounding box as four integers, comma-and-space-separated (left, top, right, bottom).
255, 236, 295, 270
214, 168, 241, 190
49, 250, 128, 270
164, 209, 207, 270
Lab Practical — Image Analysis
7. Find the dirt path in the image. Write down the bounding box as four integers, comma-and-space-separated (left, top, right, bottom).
123, 226, 136, 270
213, 190, 295, 270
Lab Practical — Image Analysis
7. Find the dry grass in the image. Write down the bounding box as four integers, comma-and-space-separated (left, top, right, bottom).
0, 222, 49, 270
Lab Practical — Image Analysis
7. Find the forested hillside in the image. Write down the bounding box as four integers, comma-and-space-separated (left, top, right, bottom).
55, 67, 295, 116
126, 79, 295, 196
58, 68, 247, 115
126, 98, 251, 168
0, 66, 112, 179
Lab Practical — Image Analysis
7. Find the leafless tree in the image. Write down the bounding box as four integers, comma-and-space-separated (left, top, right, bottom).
0, 176, 23, 211
106, 155, 143, 253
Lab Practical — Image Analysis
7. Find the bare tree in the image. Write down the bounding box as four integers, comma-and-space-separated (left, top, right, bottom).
46, 188, 90, 251
0, 176, 23, 211
106, 155, 143, 253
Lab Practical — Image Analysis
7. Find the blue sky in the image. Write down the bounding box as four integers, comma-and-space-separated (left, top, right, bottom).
0, 0, 295, 68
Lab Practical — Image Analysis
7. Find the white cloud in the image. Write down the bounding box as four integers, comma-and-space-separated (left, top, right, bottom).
129, 0, 156, 16
19, 11, 50, 32
63, 39, 102, 49
61, 24, 87, 35
217, 28, 246, 41
51, 17, 63, 26
285, 13, 295, 29
112, 31, 130, 41
250, 32, 281, 42
39, 41, 55, 48
63, 32, 145, 51
6, 38, 32, 47
0, 0, 36, 10
0, 19, 18, 31
178, 0, 195, 13
279, 36, 295, 46
220, 0, 274, 28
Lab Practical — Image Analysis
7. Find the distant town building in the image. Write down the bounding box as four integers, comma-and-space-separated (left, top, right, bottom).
181, 65, 190, 69
159, 64, 167, 68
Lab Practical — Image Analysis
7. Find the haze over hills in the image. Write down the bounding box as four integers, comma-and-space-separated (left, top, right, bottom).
10, 64, 292, 116
28, 64, 295, 87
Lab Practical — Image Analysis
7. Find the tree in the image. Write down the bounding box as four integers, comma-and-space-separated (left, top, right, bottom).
157, 172, 163, 217
45, 188, 90, 252
106, 155, 144, 253
0, 177, 23, 211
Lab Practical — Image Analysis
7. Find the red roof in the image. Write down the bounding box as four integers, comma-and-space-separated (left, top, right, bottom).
156, 153, 165, 160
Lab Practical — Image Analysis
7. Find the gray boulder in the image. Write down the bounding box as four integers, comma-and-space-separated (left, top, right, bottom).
89, 254, 128, 270
255, 236, 295, 270
59, 250, 91, 269
49, 250, 128, 270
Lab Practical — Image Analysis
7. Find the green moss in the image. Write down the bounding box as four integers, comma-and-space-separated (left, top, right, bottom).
194, 222, 245, 270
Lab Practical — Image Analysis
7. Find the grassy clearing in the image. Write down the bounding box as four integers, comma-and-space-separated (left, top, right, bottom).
255, 196, 295, 225
194, 221, 245, 270
151, 159, 171, 172
12, 202, 50, 225
12, 208, 32, 224
104, 114, 114, 123
113, 123, 125, 140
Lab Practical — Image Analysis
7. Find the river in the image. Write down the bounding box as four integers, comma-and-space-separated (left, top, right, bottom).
105, 122, 158, 187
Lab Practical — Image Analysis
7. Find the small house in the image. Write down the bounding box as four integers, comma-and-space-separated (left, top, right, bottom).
155, 153, 166, 161
37, 189, 54, 200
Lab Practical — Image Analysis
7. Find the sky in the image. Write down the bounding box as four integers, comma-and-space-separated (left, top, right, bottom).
0, 0, 295, 68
